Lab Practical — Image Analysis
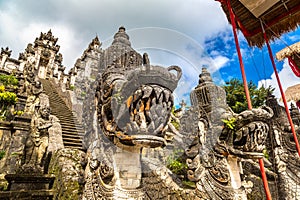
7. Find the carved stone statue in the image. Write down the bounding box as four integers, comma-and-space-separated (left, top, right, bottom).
23, 94, 63, 173
24, 79, 44, 116
24, 105, 51, 167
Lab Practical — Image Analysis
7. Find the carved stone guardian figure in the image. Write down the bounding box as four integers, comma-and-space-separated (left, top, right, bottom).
23, 94, 63, 173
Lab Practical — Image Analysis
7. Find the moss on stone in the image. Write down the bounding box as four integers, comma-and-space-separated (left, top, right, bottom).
48, 148, 85, 200
0, 150, 5, 160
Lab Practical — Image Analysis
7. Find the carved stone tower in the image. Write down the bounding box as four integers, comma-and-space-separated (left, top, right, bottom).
190, 67, 227, 114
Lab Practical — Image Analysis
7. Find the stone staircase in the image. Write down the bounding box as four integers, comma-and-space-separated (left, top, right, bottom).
39, 79, 84, 150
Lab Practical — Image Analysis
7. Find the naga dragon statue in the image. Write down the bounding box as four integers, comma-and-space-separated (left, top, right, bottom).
82, 27, 274, 200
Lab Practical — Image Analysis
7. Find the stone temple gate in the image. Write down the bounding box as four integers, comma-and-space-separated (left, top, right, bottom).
0, 27, 299, 199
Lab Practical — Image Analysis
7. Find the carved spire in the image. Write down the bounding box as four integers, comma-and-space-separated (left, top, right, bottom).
84, 36, 102, 54
190, 67, 227, 113
198, 67, 213, 85
91, 36, 101, 47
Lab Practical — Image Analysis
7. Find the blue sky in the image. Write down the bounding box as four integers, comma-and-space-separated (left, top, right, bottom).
0, 0, 299, 105
205, 28, 300, 85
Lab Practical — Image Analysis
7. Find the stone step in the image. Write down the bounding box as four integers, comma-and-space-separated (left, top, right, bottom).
62, 130, 84, 135
68, 145, 84, 150
60, 125, 83, 131
62, 131, 83, 136
56, 119, 77, 123
49, 106, 71, 110
54, 116, 78, 121
62, 132, 84, 137
63, 141, 83, 148
62, 137, 83, 143
62, 134, 83, 139
61, 127, 84, 133
59, 123, 84, 128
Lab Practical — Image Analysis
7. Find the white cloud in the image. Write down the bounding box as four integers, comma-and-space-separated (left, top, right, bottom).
0, 0, 229, 71
0, 0, 232, 106
258, 59, 300, 100
210, 55, 230, 73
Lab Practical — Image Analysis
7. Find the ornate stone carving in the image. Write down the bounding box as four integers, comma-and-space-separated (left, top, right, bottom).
34, 30, 60, 52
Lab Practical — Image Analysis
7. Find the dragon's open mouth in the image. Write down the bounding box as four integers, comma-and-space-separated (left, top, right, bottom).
99, 65, 181, 148
112, 84, 173, 147
125, 84, 173, 135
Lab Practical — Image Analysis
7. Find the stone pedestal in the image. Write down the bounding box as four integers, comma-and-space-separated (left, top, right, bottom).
114, 146, 142, 189
5, 174, 55, 190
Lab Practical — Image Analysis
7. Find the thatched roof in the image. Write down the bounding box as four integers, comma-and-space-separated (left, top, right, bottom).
276, 41, 300, 61
218, 0, 300, 48
285, 83, 300, 102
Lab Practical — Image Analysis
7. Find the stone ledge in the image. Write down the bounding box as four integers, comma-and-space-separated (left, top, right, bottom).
0, 189, 54, 200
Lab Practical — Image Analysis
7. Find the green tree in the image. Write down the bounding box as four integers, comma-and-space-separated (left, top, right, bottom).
0, 74, 19, 120
0, 74, 18, 87
223, 78, 274, 113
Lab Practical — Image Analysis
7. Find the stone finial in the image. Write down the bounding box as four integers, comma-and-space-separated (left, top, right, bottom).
25, 43, 35, 55
112, 26, 131, 46
34, 30, 60, 52
55, 53, 63, 64
180, 99, 186, 108
92, 36, 101, 46
86, 36, 102, 52
1, 47, 12, 57
198, 67, 213, 85
18, 53, 26, 61
266, 94, 281, 118
143, 53, 150, 66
